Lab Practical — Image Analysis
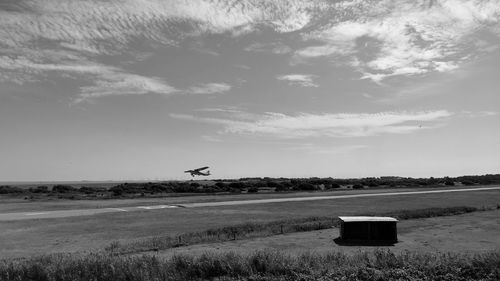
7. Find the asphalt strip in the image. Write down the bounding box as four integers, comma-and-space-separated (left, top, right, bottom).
0, 186, 499, 221
178, 186, 500, 208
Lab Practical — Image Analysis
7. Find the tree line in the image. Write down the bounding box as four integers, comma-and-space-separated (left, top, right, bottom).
1, 174, 499, 199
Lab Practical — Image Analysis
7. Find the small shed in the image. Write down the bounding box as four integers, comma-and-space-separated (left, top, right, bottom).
338, 216, 398, 243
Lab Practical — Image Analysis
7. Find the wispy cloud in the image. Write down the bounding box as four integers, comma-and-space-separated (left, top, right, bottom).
74, 81, 230, 103
0, 0, 321, 99
170, 110, 453, 138
286, 144, 368, 155
461, 110, 500, 118
245, 42, 292, 54
187, 83, 231, 95
295, 0, 500, 82
277, 74, 318, 87
75, 73, 177, 104
1, 0, 499, 97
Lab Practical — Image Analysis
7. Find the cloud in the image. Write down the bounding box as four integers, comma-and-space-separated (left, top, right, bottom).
277, 74, 318, 87
74, 73, 177, 104
170, 110, 453, 138
0, 53, 178, 103
1, 0, 499, 96
286, 144, 368, 155
74, 80, 230, 103
461, 110, 500, 118
187, 83, 231, 95
295, 0, 500, 82
245, 42, 292, 54
0, 0, 322, 59
0, 0, 321, 98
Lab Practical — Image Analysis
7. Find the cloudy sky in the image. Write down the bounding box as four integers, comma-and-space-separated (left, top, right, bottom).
1, 0, 500, 181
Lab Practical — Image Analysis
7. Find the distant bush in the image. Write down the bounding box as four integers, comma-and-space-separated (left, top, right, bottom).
78, 186, 106, 194
275, 184, 289, 192
51, 185, 76, 193
329, 183, 341, 189
214, 182, 226, 189
30, 186, 49, 193
265, 181, 281, 188
6, 174, 497, 198
0, 185, 24, 194
228, 182, 246, 190
296, 183, 317, 191
461, 180, 475, 186
247, 187, 259, 193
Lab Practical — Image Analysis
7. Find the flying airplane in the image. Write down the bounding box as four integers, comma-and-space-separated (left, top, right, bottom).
184, 166, 211, 177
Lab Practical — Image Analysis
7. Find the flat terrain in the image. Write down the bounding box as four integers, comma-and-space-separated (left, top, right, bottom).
155, 209, 500, 257
0, 186, 499, 258
0, 186, 472, 213
1, 186, 499, 221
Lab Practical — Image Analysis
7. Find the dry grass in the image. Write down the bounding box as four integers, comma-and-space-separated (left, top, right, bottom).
106, 206, 485, 255
1, 249, 499, 281
1, 188, 498, 258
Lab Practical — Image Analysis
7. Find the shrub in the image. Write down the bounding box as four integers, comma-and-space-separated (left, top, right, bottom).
352, 184, 364, 189
190, 182, 200, 188
0, 185, 24, 194
329, 183, 341, 189
296, 183, 317, 191
79, 186, 105, 194
215, 182, 226, 189
275, 184, 289, 192
52, 185, 76, 193
247, 187, 259, 193
229, 182, 247, 190
31, 186, 49, 193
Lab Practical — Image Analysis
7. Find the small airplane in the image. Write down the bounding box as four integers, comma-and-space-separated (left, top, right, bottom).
184, 166, 211, 177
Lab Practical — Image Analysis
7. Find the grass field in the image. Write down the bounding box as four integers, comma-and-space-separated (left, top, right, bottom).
0, 186, 468, 213
0, 187, 499, 258
151, 209, 500, 258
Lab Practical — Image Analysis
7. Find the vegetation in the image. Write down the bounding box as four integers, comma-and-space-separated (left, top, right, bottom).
1, 249, 499, 281
381, 206, 479, 220
1, 174, 499, 199
0, 185, 24, 194
104, 206, 485, 255
106, 216, 337, 254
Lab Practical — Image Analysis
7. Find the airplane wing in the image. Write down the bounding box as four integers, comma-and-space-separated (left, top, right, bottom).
194, 166, 209, 172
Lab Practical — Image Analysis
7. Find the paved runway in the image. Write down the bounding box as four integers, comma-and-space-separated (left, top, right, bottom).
1, 186, 499, 221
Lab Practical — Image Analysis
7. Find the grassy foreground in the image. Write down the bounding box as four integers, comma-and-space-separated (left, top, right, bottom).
1, 249, 499, 281
107, 206, 482, 254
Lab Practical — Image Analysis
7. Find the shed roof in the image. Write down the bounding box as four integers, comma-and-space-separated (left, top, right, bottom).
338, 216, 398, 222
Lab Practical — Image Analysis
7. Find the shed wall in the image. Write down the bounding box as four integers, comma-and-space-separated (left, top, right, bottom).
340, 221, 397, 242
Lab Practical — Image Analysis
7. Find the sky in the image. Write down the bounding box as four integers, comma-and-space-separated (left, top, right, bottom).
1, 0, 500, 181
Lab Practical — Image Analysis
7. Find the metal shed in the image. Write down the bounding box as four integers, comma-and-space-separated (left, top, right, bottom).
338, 216, 398, 243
